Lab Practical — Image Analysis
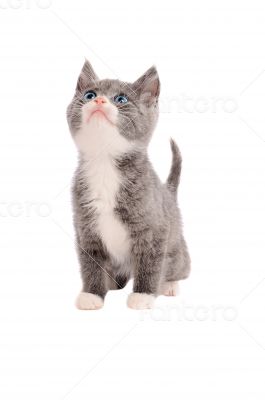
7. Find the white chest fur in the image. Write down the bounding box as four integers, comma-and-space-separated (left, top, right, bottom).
84, 155, 131, 263
76, 120, 132, 264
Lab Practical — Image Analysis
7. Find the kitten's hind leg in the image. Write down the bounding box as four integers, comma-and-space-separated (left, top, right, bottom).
104, 259, 131, 290
115, 274, 130, 290
160, 236, 191, 296
159, 280, 179, 296
106, 273, 130, 290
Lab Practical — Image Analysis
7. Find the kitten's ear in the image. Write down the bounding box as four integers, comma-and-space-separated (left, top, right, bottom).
76, 59, 99, 92
132, 66, 160, 104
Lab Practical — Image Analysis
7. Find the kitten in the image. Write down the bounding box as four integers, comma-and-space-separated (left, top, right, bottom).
67, 60, 190, 310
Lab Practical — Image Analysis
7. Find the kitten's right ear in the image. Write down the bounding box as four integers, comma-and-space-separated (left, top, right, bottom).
76, 59, 98, 92
132, 66, 160, 105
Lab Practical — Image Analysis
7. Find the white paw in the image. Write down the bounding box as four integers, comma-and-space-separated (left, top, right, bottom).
127, 293, 155, 310
76, 292, 104, 310
160, 281, 179, 296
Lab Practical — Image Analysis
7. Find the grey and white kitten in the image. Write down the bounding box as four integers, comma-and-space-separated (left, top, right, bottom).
67, 60, 190, 310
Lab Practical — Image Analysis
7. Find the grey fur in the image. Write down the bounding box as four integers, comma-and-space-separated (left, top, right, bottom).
67, 60, 190, 306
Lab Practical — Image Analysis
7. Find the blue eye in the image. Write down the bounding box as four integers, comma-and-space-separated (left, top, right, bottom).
84, 91, 97, 101
114, 94, 128, 104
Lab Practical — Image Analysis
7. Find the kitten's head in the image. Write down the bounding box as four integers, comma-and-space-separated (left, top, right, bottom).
67, 60, 160, 152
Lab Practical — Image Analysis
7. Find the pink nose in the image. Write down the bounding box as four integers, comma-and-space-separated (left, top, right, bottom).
94, 97, 106, 105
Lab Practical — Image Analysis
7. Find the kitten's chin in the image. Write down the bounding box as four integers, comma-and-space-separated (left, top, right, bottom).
74, 120, 133, 159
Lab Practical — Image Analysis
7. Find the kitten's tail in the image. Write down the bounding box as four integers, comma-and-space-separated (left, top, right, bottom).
166, 138, 182, 195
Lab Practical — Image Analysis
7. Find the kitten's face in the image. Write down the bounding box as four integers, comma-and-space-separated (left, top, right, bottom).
67, 60, 160, 150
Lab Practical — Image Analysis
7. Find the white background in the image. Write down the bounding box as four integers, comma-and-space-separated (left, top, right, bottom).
0, 0, 265, 399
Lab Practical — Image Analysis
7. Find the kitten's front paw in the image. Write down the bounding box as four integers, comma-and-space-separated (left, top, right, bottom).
127, 293, 155, 310
160, 281, 179, 296
76, 292, 104, 310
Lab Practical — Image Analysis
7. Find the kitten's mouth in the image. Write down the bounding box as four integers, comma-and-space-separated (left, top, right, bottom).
91, 110, 106, 117
86, 108, 115, 125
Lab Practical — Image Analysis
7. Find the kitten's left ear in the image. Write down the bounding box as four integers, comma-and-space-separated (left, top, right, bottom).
132, 66, 160, 104
76, 59, 99, 92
